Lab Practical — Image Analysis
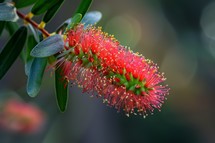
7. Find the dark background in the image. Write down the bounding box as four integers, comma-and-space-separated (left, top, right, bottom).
0, 0, 215, 143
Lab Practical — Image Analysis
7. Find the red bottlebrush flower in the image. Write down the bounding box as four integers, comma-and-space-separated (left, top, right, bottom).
0, 99, 45, 134
56, 24, 169, 117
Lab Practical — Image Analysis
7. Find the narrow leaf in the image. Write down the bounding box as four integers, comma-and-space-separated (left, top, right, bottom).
66, 13, 82, 30
27, 35, 38, 61
31, 0, 59, 15
74, 0, 92, 17
19, 46, 25, 62
5, 21, 23, 61
56, 11, 101, 33
25, 35, 38, 76
55, 66, 68, 112
13, 0, 37, 9
5, 21, 18, 35
28, 24, 40, 42
81, 11, 102, 28
0, 21, 5, 36
31, 34, 64, 57
43, 0, 65, 23
27, 57, 47, 97
0, 26, 27, 79
0, 2, 18, 22
56, 18, 71, 34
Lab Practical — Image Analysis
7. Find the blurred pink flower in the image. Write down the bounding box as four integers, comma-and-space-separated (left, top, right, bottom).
0, 99, 45, 134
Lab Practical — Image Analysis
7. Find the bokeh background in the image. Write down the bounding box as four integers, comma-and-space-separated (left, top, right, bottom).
0, 0, 215, 143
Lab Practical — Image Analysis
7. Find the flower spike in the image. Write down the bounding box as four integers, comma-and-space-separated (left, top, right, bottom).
56, 24, 169, 116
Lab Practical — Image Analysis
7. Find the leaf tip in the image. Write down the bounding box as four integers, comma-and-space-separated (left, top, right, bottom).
27, 88, 39, 97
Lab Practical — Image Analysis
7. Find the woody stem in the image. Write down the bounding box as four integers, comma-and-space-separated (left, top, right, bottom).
16, 11, 50, 37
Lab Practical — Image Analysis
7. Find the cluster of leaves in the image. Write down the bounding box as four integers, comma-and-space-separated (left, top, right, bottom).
0, 0, 102, 112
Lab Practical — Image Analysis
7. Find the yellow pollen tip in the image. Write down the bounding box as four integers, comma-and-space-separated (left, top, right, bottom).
26, 12, 34, 19
38, 21, 46, 29
63, 35, 67, 40
50, 32, 56, 36
23, 12, 34, 25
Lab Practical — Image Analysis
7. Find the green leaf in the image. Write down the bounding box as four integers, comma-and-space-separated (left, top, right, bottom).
4, 21, 24, 61
31, 34, 64, 57
56, 18, 71, 34
27, 57, 47, 97
56, 11, 101, 33
5, 21, 18, 35
0, 2, 18, 22
81, 11, 102, 28
19, 46, 26, 62
31, 0, 59, 15
27, 35, 38, 61
28, 24, 40, 42
43, 0, 65, 23
66, 13, 82, 30
56, 11, 102, 33
55, 66, 68, 112
0, 21, 5, 36
75, 0, 92, 17
13, 0, 37, 9
0, 26, 27, 79
25, 35, 38, 76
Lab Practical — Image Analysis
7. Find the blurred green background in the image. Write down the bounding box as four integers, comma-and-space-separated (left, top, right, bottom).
1, 0, 215, 143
